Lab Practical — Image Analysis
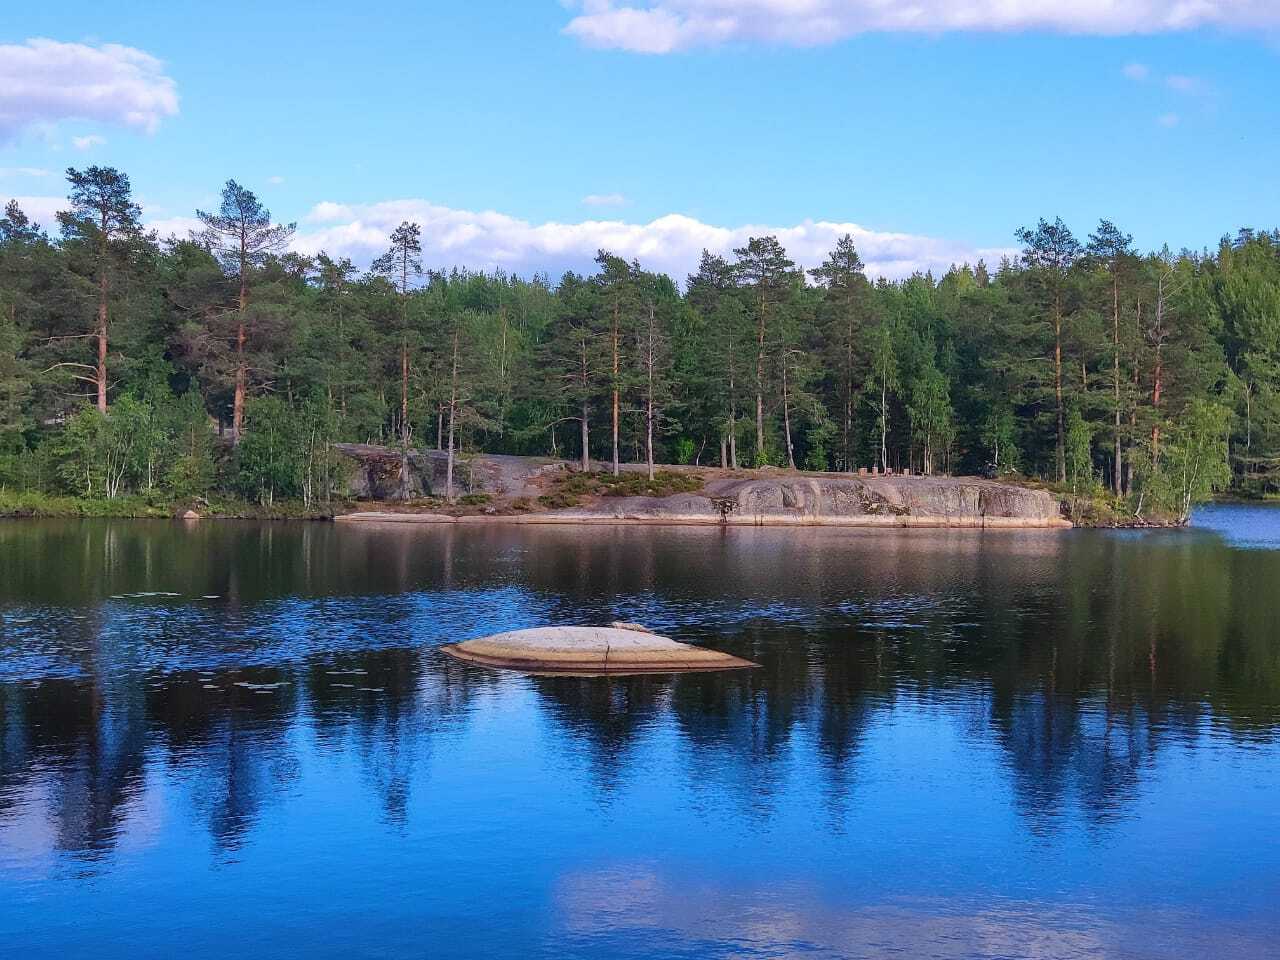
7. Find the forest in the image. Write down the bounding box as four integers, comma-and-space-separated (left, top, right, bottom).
1, 167, 1275, 514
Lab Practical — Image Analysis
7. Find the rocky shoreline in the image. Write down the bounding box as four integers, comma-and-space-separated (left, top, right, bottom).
334, 461, 1072, 529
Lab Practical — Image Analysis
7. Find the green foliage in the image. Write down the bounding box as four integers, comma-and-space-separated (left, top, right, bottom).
1134, 400, 1233, 522
1065, 406, 1096, 495
1, 171, 1277, 507
981, 406, 1019, 473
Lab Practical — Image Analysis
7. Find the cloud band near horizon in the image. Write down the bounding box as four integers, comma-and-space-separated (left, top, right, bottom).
563, 0, 1280, 54
5, 193, 1013, 282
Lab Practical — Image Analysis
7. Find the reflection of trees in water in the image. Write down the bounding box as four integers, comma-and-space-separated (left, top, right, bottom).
304, 647, 489, 825
0, 677, 147, 863
0, 646, 486, 862
529, 674, 672, 799
514, 529, 1280, 829
3, 522, 1279, 862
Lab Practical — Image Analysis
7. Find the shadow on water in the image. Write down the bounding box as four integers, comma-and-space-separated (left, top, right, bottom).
1, 516, 1278, 957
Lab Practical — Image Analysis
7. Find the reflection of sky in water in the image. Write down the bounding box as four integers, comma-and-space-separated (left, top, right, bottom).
1192, 502, 1280, 550
0, 519, 1278, 958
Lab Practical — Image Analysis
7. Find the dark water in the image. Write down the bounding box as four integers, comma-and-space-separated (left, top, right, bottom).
1, 509, 1278, 959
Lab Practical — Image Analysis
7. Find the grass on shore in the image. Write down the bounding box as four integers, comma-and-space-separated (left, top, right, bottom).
537, 470, 705, 509
0, 489, 342, 520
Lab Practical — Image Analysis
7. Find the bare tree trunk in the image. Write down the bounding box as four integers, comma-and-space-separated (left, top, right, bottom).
880, 369, 889, 473
96, 269, 109, 413
446, 329, 458, 502
580, 335, 590, 471
612, 304, 620, 476
1151, 279, 1168, 464
645, 302, 656, 481
400, 337, 410, 445
1112, 274, 1122, 495
844, 315, 854, 471
727, 333, 738, 470
781, 351, 796, 469
1054, 298, 1065, 483
233, 268, 248, 441
755, 295, 766, 464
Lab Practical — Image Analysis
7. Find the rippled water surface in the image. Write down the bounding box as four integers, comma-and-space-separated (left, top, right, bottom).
2, 510, 1279, 959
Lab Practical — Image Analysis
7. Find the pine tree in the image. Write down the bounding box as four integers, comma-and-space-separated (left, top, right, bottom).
196, 181, 295, 440
371, 222, 423, 447
810, 235, 869, 471
56, 167, 143, 412
733, 236, 795, 465
1016, 218, 1082, 482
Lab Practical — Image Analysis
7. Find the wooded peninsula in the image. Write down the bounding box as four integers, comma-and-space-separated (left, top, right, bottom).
1, 167, 1275, 520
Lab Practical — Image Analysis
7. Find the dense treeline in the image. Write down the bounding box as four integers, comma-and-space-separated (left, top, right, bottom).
2, 168, 1275, 513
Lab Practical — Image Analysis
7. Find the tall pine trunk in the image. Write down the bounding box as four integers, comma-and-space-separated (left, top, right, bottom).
446, 329, 458, 503
233, 268, 248, 441
611, 304, 620, 476
645, 302, 656, 481
755, 295, 766, 464
580, 335, 590, 471
843, 316, 854, 471
1112, 275, 1122, 495
1054, 296, 1065, 483
96, 268, 108, 413
781, 351, 796, 469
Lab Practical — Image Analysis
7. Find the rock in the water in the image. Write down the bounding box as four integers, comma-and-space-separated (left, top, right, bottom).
440, 626, 757, 675
608, 621, 654, 633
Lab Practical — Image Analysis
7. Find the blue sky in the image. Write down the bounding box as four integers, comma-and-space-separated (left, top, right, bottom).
1, 1, 1277, 279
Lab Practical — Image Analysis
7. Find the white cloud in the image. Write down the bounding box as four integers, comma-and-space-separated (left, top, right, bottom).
0, 167, 52, 178
71, 134, 107, 151
268, 175, 286, 185
0, 38, 178, 142
292, 198, 1013, 281
1, 192, 1014, 281
0, 194, 201, 238
146, 215, 206, 238
0, 195, 65, 228
1165, 73, 1201, 92
564, 1, 1280, 53
582, 192, 628, 207
1158, 112, 1181, 127
1122, 62, 1150, 81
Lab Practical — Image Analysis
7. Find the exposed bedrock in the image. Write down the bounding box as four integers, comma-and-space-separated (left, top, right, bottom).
557, 475, 1067, 527
334, 444, 563, 500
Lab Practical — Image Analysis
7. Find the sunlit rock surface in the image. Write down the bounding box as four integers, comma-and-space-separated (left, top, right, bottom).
554, 475, 1068, 527
440, 626, 759, 675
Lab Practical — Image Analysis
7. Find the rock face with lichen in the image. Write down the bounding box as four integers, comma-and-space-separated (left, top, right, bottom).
335, 444, 563, 500
331, 445, 1069, 528
554, 475, 1067, 527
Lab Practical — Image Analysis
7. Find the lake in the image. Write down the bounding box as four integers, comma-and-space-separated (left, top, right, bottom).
2, 508, 1278, 959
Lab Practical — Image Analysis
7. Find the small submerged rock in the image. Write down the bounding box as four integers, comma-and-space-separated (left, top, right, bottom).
440, 626, 757, 676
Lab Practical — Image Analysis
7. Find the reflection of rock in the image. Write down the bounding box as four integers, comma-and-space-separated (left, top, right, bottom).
441, 626, 758, 675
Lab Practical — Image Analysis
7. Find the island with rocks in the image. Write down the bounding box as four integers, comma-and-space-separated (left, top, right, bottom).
332, 446, 1070, 528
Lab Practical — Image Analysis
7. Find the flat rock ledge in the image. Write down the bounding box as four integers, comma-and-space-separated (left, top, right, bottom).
440, 626, 759, 676
334, 475, 1069, 528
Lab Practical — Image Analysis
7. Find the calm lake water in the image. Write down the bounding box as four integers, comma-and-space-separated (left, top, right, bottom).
2, 508, 1279, 959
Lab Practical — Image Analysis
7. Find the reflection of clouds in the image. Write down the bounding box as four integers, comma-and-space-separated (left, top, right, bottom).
0, 778, 57, 875
554, 863, 1275, 959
